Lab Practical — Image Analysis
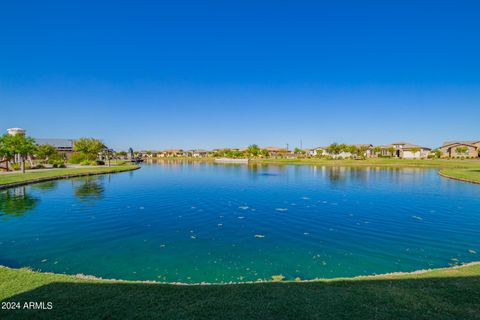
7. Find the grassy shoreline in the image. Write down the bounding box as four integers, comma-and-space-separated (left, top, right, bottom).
1, 263, 480, 319
149, 156, 480, 168
439, 168, 480, 184
0, 165, 140, 189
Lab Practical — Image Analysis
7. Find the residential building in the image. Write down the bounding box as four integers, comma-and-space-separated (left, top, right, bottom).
191, 149, 210, 158
380, 142, 431, 159
159, 149, 185, 157
36, 138, 75, 159
309, 147, 326, 157
439, 141, 480, 158
264, 146, 288, 157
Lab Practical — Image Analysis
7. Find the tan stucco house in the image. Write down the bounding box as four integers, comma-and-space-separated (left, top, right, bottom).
439, 141, 480, 158
380, 142, 431, 159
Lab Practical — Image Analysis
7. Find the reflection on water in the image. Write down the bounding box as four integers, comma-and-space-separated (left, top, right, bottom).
73, 177, 105, 203
0, 162, 479, 283
0, 187, 39, 218
0, 176, 106, 217
30, 180, 59, 192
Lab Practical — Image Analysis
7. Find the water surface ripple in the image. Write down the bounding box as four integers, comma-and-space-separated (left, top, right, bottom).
0, 161, 479, 283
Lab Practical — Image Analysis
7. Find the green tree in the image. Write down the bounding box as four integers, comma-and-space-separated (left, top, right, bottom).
326, 143, 341, 156
0, 134, 37, 173
0, 135, 17, 162
431, 149, 443, 159
36, 144, 60, 161
455, 146, 469, 156
247, 144, 260, 157
294, 147, 304, 154
260, 149, 269, 157
373, 146, 382, 156
387, 147, 397, 157
346, 145, 358, 156
410, 147, 421, 158
357, 145, 370, 158
74, 138, 104, 161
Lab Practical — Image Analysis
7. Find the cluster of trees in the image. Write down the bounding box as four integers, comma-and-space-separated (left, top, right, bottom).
0, 135, 106, 173
211, 145, 271, 158
324, 143, 371, 158
72, 138, 105, 162
0, 134, 39, 173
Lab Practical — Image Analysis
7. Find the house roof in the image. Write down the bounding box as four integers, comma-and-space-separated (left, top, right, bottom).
36, 138, 74, 149
264, 146, 286, 152
441, 141, 480, 148
352, 144, 373, 148
390, 142, 430, 150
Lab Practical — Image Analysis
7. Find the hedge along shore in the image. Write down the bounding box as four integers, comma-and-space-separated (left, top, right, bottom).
0, 165, 140, 190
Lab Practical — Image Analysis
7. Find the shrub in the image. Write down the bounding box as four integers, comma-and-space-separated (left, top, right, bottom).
31, 164, 45, 170
49, 160, 65, 167
68, 153, 86, 164
80, 160, 97, 166
68, 153, 87, 164
95, 160, 105, 166
10, 163, 21, 171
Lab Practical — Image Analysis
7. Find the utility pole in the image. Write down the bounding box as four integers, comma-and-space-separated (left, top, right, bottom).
286, 143, 289, 151
300, 140, 303, 150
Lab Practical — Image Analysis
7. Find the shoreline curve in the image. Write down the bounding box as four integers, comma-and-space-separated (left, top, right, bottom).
0, 165, 140, 190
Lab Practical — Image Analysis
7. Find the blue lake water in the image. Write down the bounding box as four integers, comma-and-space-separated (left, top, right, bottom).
1, 161, 479, 283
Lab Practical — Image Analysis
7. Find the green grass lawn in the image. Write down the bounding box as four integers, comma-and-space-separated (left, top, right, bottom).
440, 168, 480, 184
253, 157, 480, 168
1, 263, 480, 319
0, 165, 139, 187
151, 156, 480, 168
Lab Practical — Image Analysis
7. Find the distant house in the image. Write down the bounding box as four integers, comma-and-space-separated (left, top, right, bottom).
36, 138, 75, 159
352, 144, 374, 158
139, 151, 157, 158
264, 146, 288, 157
309, 147, 326, 157
310, 144, 373, 158
439, 141, 480, 158
191, 149, 209, 158
380, 142, 431, 159
159, 149, 184, 157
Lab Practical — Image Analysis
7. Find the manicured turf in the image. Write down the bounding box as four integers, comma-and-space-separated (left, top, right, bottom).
253, 157, 480, 168
1, 263, 480, 319
0, 165, 139, 187
153, 157, 480, 168
440, 168, 480, 184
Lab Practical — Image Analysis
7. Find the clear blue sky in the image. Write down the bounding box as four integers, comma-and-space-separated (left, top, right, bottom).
1, 1, 479, 151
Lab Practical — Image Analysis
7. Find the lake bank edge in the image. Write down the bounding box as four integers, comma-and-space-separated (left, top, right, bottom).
1, 262, 479, 288
0, 165, 140, 190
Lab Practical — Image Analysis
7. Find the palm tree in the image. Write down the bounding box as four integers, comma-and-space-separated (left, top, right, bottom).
410, 147, 421, 158
387, 147, 397, 158
373, 146, 382, 157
